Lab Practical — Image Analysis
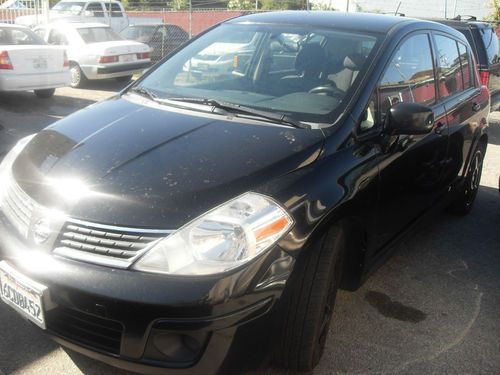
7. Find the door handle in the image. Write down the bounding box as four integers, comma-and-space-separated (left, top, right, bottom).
472, 102, 481, 112
434, 122, 446, 134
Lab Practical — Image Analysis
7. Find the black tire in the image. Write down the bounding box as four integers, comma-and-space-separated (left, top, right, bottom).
70, 63, 87, 88
274, 225, 345, 372
115, 75, 133, 83
34, 88, 55, 98
448, 147, 484, 215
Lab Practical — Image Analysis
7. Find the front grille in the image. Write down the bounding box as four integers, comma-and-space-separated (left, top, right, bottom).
47, 307, 124, 355
0, 177, 36, 238
53, 219, 172, 268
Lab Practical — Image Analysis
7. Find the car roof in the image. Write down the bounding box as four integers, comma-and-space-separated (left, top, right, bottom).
44, 22, 111, 29
126, 24, 168, 28
227, 11, 420, 34
0, 23, 28, 29
424, 18, 495, 29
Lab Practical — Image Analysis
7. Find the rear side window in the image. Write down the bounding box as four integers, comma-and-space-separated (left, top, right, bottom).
48, 29, 68, 45
86, 2, 104, 17
479, 26, 499, 65
434, 34, 462, 98
379, 33, 436, 113
0, 27, 44, 45
458, 42, 474, 89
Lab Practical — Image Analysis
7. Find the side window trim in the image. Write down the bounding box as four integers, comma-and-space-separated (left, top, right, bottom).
356, 31, 439, 134
378, 31, 438, 118
430, 31, 478, 103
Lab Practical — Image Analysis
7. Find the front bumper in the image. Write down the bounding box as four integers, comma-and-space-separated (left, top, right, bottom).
0, 70, 70, 91
0, 215, 295, 374
81, 61, 151, 80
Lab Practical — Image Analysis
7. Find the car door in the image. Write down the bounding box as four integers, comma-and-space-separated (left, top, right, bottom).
431, 33, 489, 189
372, 32, 449, 250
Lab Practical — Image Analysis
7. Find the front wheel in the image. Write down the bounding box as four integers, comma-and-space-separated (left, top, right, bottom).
274, 225, 345, 372
448, 148, 484, 215
34, 88, 55, 98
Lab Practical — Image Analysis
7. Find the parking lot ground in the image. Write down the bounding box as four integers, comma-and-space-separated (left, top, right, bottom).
0, 86, 499, 375
0, 82, 127, 158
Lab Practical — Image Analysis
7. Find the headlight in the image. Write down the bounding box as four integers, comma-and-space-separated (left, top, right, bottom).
0, 134, 35, 201
133, 192, 293, 276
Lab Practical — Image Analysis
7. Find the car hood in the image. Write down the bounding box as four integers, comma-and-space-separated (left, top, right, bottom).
13, 96, 324, 229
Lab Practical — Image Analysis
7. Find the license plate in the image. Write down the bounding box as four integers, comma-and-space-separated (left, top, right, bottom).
33, 58, 48, 70
198, 63, 209, 70
119, 54, 137, 63
0, 261, 47, 329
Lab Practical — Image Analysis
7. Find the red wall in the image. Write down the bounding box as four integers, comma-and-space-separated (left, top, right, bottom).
127, 11, 244, 36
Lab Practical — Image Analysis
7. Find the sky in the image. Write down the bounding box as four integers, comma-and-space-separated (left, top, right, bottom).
312, 0, 494, 20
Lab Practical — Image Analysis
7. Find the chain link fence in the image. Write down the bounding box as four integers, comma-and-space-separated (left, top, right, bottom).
124, 8, 257, 62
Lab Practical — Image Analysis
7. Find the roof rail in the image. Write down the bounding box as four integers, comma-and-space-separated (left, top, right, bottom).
383, 12, 405, 17
451, 15, 477, 21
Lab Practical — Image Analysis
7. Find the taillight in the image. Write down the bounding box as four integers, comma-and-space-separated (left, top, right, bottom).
480, 71, 490, 86
0, 51, 13, 70
137, 52, 150, 60
63, 51, 69, 68
98, 55, 118, 63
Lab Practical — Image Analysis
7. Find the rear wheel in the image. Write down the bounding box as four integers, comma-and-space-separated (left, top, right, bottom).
115, 75, 133, 83
274, 225, 345, 372
70, 63, 87, 88
34, 88, 55, 98
448, 148, 484, 215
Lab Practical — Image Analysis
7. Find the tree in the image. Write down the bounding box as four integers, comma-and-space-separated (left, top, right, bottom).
312, 2, 336, 10
172, 0, 188, 10
227, 0, 255, 9
490, 0, 500, 21
260, 0, 306, 10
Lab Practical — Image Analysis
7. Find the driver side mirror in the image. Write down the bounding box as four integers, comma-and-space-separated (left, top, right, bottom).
385, 102, 434, 135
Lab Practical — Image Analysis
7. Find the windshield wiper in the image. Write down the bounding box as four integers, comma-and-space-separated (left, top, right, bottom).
167, 97, 311, 129
128, 86, 160, 102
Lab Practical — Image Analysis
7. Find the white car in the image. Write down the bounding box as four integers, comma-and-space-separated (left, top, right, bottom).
0, 24, 70, 98
184, 31, 257, 77
34, 22, 151, 87
15, 0, 128, 32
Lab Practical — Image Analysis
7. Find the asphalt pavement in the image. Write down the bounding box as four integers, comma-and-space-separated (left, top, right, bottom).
0, 85, 499, 375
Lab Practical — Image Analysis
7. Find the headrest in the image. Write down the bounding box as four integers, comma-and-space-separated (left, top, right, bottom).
295, 43, 326, 73
343, 54, 365, 70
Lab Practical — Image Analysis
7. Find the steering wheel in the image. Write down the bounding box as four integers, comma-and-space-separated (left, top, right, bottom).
309, 85, 344, 99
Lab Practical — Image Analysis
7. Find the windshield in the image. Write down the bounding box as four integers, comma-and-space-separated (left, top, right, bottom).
133, 23, 380, 125
52, 1, 85, 15
77, 27, 123, 43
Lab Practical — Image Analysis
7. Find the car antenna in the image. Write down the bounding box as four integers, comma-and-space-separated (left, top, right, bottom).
394, 1, 402, 15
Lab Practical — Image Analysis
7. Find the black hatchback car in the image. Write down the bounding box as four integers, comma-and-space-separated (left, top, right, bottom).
0, 12, 490, 374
